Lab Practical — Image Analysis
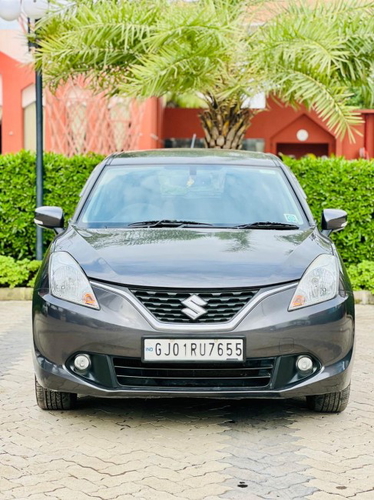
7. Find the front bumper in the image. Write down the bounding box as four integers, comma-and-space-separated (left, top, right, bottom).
33, 282, 355, 399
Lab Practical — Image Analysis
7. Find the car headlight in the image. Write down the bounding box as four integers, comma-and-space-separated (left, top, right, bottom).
289, 254, 339, 310
50, 252, 99, 309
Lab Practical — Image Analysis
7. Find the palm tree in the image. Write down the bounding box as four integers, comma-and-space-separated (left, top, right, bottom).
35, 0, 374, 149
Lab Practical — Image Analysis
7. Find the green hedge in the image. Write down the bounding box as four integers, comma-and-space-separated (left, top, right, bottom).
347, 261, 374, 293
0, 255, 41, 288
0, 152, 373, 265
284, 156, 374, 265
0, 151, 104, 260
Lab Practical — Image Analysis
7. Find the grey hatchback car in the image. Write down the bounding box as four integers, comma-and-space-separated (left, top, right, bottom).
33, 150, 354, 412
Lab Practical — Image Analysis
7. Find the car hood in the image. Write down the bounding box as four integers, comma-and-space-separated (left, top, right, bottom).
53, 226, 332, 288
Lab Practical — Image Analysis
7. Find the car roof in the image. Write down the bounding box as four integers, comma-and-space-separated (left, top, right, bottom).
107, 149, 281, 167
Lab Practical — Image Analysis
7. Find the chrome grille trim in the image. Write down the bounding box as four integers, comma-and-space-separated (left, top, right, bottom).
91, 281, 296, 332
128, 287, 259, 324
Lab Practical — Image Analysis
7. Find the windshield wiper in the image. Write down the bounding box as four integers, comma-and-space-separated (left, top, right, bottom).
235, 221, 300, 230
127, 219, 214, 228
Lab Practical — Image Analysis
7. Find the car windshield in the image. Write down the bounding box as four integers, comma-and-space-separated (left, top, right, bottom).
78, 164, 308, 228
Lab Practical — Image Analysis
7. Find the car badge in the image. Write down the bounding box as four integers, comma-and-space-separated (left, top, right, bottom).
181, 294, 208, 320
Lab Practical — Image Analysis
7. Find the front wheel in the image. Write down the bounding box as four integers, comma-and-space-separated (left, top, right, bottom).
306, 383, 350, 413
35, 377, 77, 410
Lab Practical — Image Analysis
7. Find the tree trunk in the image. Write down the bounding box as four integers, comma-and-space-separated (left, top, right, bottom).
199, 98, 252, 150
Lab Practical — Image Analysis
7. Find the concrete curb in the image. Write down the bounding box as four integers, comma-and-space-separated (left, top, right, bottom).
0, 288, 33, 301
353, 290, 374, 305
0, 287, 373, 304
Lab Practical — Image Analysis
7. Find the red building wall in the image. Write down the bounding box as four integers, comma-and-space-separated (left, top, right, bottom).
1, 51, 373, 159
0, 52, 34, 153
0, 53, 160, 155
162, 98, 374, 159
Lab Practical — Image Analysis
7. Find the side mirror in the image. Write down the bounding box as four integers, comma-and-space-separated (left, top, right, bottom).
321, 209, 347, 236
34, 206, 64, 233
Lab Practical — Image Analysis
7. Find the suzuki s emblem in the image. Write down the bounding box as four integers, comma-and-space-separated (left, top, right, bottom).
181, 294, 208, 320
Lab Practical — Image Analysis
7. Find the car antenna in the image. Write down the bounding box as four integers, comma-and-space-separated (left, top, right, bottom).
190, 134, 196, 148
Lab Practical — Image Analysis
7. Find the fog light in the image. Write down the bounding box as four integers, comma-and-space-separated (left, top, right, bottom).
74, 354, 91, 372
296, 356, 313, 373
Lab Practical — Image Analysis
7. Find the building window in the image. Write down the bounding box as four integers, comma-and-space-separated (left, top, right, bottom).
23, 101, 36, 151
242, 139, 265, 152
164, 138, 205, 148
22, 84, 45, 152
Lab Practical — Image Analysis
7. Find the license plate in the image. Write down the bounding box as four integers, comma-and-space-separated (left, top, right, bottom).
143, 338, 244, 362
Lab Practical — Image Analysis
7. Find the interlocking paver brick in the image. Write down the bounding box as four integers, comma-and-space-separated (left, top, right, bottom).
8, 483, 67, 499
45, 489, 100, 500
25, 495, 52, 500
0, 302, 373, 500
94, 484, 143, 499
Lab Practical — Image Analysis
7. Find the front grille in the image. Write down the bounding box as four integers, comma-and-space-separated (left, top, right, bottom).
113, 357, 275, 389
129, 287, 258, 323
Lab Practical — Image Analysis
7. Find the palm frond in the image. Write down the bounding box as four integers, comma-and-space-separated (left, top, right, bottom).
35, 0, 374, 140
248, 0, 374, 139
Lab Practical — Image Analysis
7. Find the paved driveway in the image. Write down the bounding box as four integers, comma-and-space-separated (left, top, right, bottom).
0, 302, 373, 500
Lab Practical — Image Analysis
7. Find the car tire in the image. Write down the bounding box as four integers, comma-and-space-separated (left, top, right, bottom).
35, 377, 77, 410
306, 383, 350, 413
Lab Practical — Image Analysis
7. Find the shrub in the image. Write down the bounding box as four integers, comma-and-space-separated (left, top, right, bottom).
284, 156, 374, 265
0, 151, 104, 260
0, 255, 41, 288
347, 261, 374, 293
0, 152, 373, 265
